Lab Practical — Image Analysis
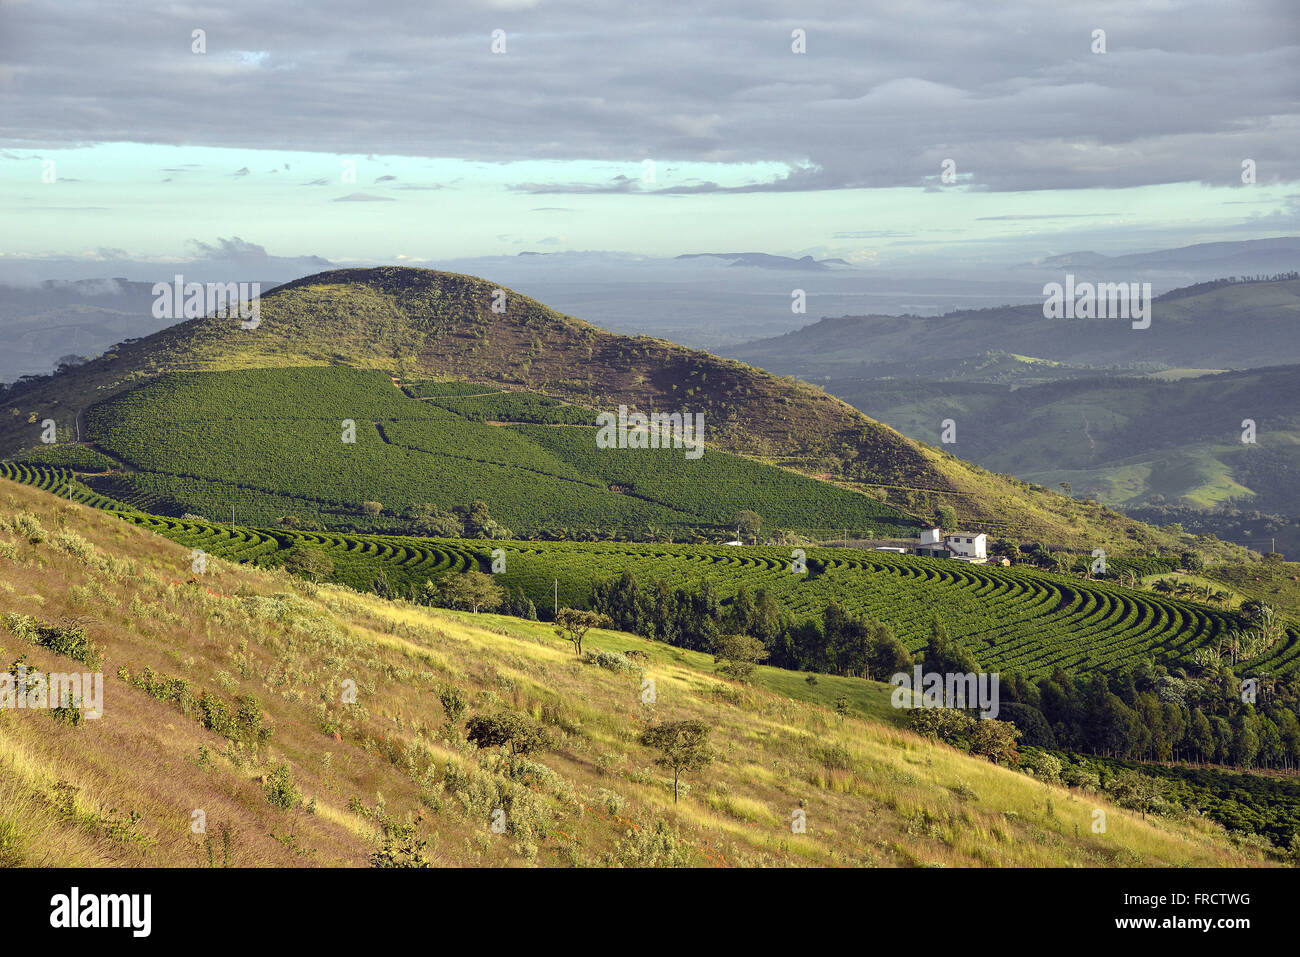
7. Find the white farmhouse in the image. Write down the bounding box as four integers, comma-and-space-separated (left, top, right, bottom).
915, 528, 988, 563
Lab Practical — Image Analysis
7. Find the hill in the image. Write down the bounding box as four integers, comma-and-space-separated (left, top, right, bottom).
0, 479, 1277, 867
0, 266, 1220, 550
824, 364, 1300, 516
725, 276, 1300, 376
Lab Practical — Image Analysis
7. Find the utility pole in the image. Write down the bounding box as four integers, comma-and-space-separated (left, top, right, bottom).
554, 578, 558, 617
231, 505, 236, 526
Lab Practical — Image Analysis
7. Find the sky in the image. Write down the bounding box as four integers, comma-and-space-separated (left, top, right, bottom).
1, 0, 1297, 267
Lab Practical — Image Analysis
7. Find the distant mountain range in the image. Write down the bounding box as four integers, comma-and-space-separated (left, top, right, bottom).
674, 252, 852, 270
725, 276, 1300, 375
1036, 237, 1300, 274
4, 237, 1295, 383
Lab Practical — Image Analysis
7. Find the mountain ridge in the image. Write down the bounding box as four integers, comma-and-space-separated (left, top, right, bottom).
0, 266, 1243, 550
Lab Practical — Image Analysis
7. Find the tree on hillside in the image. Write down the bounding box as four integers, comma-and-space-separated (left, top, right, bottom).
405, 502, 464, 537
640, 720, 714, 803
712, 632, 769, 681
935, 504, 957, 532
459, 499, 512, 539
968, 719, 1022, 765
991, 537, 1020, 560
734, 509, 763, 543
283, 546, 334, 583
441, 569, 503, 613
554, 607, 610, 657
370, 569, 393, 599
866, 623, 913, 680
466, 711, 551, 756
1107, 770, 1170, 819
923, 615, 979, 674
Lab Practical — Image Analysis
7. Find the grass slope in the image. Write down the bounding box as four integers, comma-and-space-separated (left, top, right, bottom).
0, 480, 1270, 867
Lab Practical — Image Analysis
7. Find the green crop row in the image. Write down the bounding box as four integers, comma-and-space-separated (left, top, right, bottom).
7, 455, 1283, 681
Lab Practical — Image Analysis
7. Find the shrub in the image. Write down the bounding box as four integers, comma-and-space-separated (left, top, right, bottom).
4, 614, 102, 668
283, 546, 334, 583
608, 819, 693, 867
438, 685, 468, 727
1019, 749, 1062, 783
12, 510, 47, 544
581, 649, 640, 675
370, 817, 431, 868
905, 707, 976, 746
263, 762, 302, 810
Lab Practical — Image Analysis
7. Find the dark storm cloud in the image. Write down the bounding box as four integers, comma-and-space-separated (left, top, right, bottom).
0, 0, 1296, 192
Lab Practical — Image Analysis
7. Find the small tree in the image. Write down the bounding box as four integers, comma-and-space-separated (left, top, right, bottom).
1108, 770, 1170, 819
554, 608, 610, 657
441, 570, 503, 613
283, 546, 334, 583
711, 633, 769, 682
361, 501, 384, 517
466, 711, 551, 756
438, 685, 467, 728
935, 504, 958, 532
640, 720, 714, 803
461, 499, 512, 539
406, 503, 463, 537
968, 719, 1022, 765
734, 509, 763, 543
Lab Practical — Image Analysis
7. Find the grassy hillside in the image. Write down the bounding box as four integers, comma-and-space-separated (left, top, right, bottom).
0, 266, 1228, 549
0, 479, 1273, 867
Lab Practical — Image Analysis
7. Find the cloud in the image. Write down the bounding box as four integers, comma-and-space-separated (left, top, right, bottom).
332, 192, 396, 202
186, 237, 273, 262
509, 175, 642, 195
0, 1, 1295, 195
976, 213, 1122, 221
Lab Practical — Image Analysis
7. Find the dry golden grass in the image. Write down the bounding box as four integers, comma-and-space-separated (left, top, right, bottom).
0, 479, 1272, 867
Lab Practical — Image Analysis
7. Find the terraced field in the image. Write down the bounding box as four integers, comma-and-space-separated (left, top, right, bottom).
62, 366, 917, 537
5, 460, 1293, 678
